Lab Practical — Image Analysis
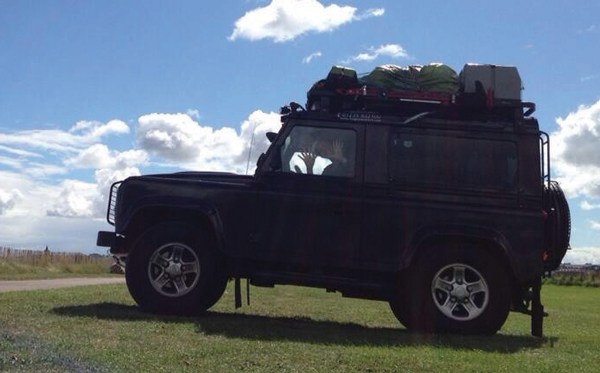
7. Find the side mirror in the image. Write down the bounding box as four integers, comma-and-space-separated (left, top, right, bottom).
269, 148, 282, 171
266, 132, 277, 143
256, 153, 265, 169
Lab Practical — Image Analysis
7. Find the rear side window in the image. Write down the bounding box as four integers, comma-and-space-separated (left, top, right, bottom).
390, 133, 518, 190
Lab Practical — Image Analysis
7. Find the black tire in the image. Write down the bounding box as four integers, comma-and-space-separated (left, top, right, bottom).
544, 181, 571, 271
125, 222, 228, 315
389, 273, 410, 329
404, 245, 511, 335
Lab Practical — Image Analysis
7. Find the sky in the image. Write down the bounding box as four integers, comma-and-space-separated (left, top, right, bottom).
0, 0, 599, 263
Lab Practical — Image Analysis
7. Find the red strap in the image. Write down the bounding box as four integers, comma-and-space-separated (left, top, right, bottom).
486, 88, 494, 109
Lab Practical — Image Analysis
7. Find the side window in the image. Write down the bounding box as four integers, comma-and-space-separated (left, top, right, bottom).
390, 133, 518, 190
279, 126, 356, 178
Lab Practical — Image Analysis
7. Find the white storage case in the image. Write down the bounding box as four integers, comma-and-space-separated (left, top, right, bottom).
460, 64, 522, 101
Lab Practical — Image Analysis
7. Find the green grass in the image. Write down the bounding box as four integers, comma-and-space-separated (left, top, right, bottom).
0, 284, 599, 372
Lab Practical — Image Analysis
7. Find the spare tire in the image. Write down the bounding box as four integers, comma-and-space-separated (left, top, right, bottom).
544, 181, 571, 271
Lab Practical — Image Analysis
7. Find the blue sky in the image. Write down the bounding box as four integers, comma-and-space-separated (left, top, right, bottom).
0, 0, 599, 263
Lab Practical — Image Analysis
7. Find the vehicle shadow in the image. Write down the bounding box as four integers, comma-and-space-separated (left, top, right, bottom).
51, 302, 554, 353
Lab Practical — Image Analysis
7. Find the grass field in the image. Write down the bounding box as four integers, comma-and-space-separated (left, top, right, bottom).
0, 283, 598, 373
0, 247, 116, 280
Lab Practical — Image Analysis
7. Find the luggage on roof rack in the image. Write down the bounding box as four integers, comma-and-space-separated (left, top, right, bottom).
306, 63, 535, 120
358, 63, 459, 93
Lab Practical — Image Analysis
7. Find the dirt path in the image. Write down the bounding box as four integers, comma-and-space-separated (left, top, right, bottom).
0, 277, 125, 293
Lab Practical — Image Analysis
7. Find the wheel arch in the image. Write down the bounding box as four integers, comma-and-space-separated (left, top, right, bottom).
118, 201, 224, 256
400, 225, 518, 280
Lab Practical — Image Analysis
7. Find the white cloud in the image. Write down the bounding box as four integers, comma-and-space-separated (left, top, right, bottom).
581, 73, 600, 82
590, 220, 600, 231
344, 44, 409, 63
137, 113, 243, 164
581, 200, 600, 210
137, 110, 281, 173
68, 120, 96, 133
229, 0, 383, 43
186, 109, 201, 120
65, 144, 148, 170
55, 144, 147, 218
0, 188, 22, 215
578, 24, 597, 34
43, 165, 142, 220
302, 51, 322, 64
0, 144, 42, 158
0, 155, 23, 169
563, 247, 600, 265
46, 179, 97, 218
0, 170, 97, 220
0, 170, 107, 251
354, 8, 385, 21
0, 171, 80, 221
0, 171, 50, 218
65, 144, 113, 169
0, 119, 129, 153
551, 99, 600, 199
23, 163, 68, 178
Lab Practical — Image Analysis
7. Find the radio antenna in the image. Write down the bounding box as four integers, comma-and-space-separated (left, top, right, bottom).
245, 122, 257, 175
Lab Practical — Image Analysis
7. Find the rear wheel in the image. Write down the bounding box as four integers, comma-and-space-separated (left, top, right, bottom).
401, 245, 511, 335
125, 222, 228, 315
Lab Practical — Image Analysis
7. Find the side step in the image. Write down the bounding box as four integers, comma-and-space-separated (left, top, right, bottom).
249, 271, 387, 301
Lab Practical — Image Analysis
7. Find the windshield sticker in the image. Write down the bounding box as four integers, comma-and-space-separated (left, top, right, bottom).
337, 112, 382, 122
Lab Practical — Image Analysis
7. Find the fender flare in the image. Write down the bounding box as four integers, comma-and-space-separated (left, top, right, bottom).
400, 224, 518, 278
120, 196, 225, 254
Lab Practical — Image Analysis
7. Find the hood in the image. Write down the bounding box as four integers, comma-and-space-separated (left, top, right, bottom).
135, 171, 254, 184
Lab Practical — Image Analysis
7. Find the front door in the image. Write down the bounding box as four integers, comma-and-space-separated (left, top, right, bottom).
252, 122, 364, 269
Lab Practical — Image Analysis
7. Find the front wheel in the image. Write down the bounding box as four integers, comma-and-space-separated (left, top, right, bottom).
125, 222, 228, 315
402, 246, 511, 335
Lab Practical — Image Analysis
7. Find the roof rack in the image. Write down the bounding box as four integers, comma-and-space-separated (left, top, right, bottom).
306, 64, 536, 121
307, 85, 535, 121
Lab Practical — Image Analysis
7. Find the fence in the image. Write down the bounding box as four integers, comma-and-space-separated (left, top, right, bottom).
0, 247, 111, 269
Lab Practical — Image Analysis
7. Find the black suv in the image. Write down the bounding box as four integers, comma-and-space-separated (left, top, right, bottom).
98, 72, 570, 336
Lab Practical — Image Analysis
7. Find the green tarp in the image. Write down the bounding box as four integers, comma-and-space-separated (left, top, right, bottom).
358, 63, 459, 94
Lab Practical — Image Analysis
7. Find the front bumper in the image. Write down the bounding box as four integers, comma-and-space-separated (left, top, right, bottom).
97, 231, 126, 253
97, 231, 117, 247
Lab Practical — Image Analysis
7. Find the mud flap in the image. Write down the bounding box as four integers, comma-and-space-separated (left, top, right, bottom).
531, 277, 544, 337
234, 278, 251, 309
235, 278, 242, 309
246, 278, 251, 306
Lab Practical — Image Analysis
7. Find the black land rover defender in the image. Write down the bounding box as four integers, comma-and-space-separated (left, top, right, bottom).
97, 65, 570, 336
